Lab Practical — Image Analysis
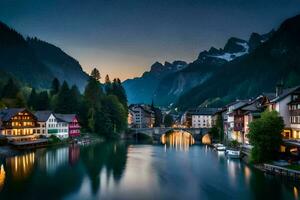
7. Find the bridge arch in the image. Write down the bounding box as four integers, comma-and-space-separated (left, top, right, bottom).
161, 130, 195, 145
201, 134, 212, 144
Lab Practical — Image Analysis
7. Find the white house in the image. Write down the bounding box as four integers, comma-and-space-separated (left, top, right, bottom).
190, 108, 218, 128
35, 111, 69, 139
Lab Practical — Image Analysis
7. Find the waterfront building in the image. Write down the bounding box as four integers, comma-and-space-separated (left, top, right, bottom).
128, 104, 155, 128
55, 114, 80, 137
224, 100, 251, 142
35, 111, 69, 139
268, 85, 300, 140
0, 108, 41, 143
190, 108, 219, 128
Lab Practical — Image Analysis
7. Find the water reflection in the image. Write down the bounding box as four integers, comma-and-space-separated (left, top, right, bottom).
161, 131, 195, 151
6, 152, 35, 180
0, 165, 5, 191
46, 147, 69, 174
0, 143, 298, 200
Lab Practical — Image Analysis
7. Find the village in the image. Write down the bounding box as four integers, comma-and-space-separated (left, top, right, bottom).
127, 84, 300, 168
0, 109, 81, 148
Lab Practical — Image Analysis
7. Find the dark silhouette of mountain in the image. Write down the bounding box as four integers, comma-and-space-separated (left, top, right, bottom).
176, 14, 300, 110
27, 38, 88, 91
123, 61, 187, 104
152, 31, 272, 106
0, 21, 88, 90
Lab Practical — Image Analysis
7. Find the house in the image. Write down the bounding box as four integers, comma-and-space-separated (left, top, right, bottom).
225, 100, 251, 142
190, 108, 219, 128
128, 104, 155, 128
269, 85, 300, 140
55, 114, 80, 138
0, 108, 47, 145
35, 111, 69, 139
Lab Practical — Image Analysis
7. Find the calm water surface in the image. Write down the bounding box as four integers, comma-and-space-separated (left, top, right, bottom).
0, 137, 299, 200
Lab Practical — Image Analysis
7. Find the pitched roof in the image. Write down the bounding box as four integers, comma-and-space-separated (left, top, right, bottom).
190, 107, 219, 115
55, 114, 76, 123
261, 92, 276, 101
34, 111, 53, 122
271, 85, 300, 103
0, 108, 26, 121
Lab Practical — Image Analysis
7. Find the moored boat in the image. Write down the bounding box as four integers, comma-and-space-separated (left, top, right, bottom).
225, 149, 241, 159
213, 143, 226, 151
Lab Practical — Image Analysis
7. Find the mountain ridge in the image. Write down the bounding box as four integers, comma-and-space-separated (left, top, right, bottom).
0, 21, 88, 90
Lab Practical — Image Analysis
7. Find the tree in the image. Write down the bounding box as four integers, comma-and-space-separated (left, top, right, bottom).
1, 78, 20, 98
50, 78, 60, 96
91, 68, 101, 82
84, 77, 103, 109
248, 110, 284, 163
69, 85, 81, 113
110, 78, 128, 111
104, 74, 112, 94
101, 95, 127, 134
28, 88, 38, 109
54, 81, 72, 113
211, 114, 224, 142
36, 91, 50, 110
164, 114, 174, 127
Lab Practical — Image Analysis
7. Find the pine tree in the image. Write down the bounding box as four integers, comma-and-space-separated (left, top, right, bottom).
1, 78, 20, 98
50, 78, 60, 96
69, 85, 81, 113
28, 88, 38, 109
84, 77, 103, 108
36, 91, 50, 110
104, 74, 112, 94
90, 68, 101, 82
54, 81, 72, 113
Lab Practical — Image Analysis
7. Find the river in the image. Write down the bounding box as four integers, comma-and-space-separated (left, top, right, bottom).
0, 132, 299, 200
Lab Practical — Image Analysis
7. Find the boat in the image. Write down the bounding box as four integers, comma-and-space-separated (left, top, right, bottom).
213, 143, 226, 151
225, 149, 241, 159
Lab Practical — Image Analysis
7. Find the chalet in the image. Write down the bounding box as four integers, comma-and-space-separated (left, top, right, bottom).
0, 108, 48, 146
55, 114, 80, 137
35, 111, 69, 139
128, 104, 155, 128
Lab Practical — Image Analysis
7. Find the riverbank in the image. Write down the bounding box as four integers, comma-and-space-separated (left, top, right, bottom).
0, 133, 104, 157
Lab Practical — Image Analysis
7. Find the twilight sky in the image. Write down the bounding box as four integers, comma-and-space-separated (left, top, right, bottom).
0, 0, 300, 81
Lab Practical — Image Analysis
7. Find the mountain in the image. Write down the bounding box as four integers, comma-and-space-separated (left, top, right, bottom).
123, 23, 273, 106
176, 14, 300, 110
123, 60, 187, 104
0, 21, 88, 90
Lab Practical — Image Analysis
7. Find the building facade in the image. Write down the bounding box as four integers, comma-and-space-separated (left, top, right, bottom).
269, 85, 300, 140
190, 108, 218, 128
128, 104, 155, 128
35, 111, 69, 139
55, 114, 80, 138
0, 108, 39, 142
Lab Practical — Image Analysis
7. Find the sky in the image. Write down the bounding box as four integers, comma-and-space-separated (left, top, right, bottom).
0, 0, 300, 81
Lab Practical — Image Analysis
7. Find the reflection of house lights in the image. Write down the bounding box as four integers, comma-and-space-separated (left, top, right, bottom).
294, 186, 299, 200
0, 165, 5, 191
8, 152, 35, 180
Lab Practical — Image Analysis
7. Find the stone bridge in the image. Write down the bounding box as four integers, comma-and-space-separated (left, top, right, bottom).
128, 127, 210, 141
